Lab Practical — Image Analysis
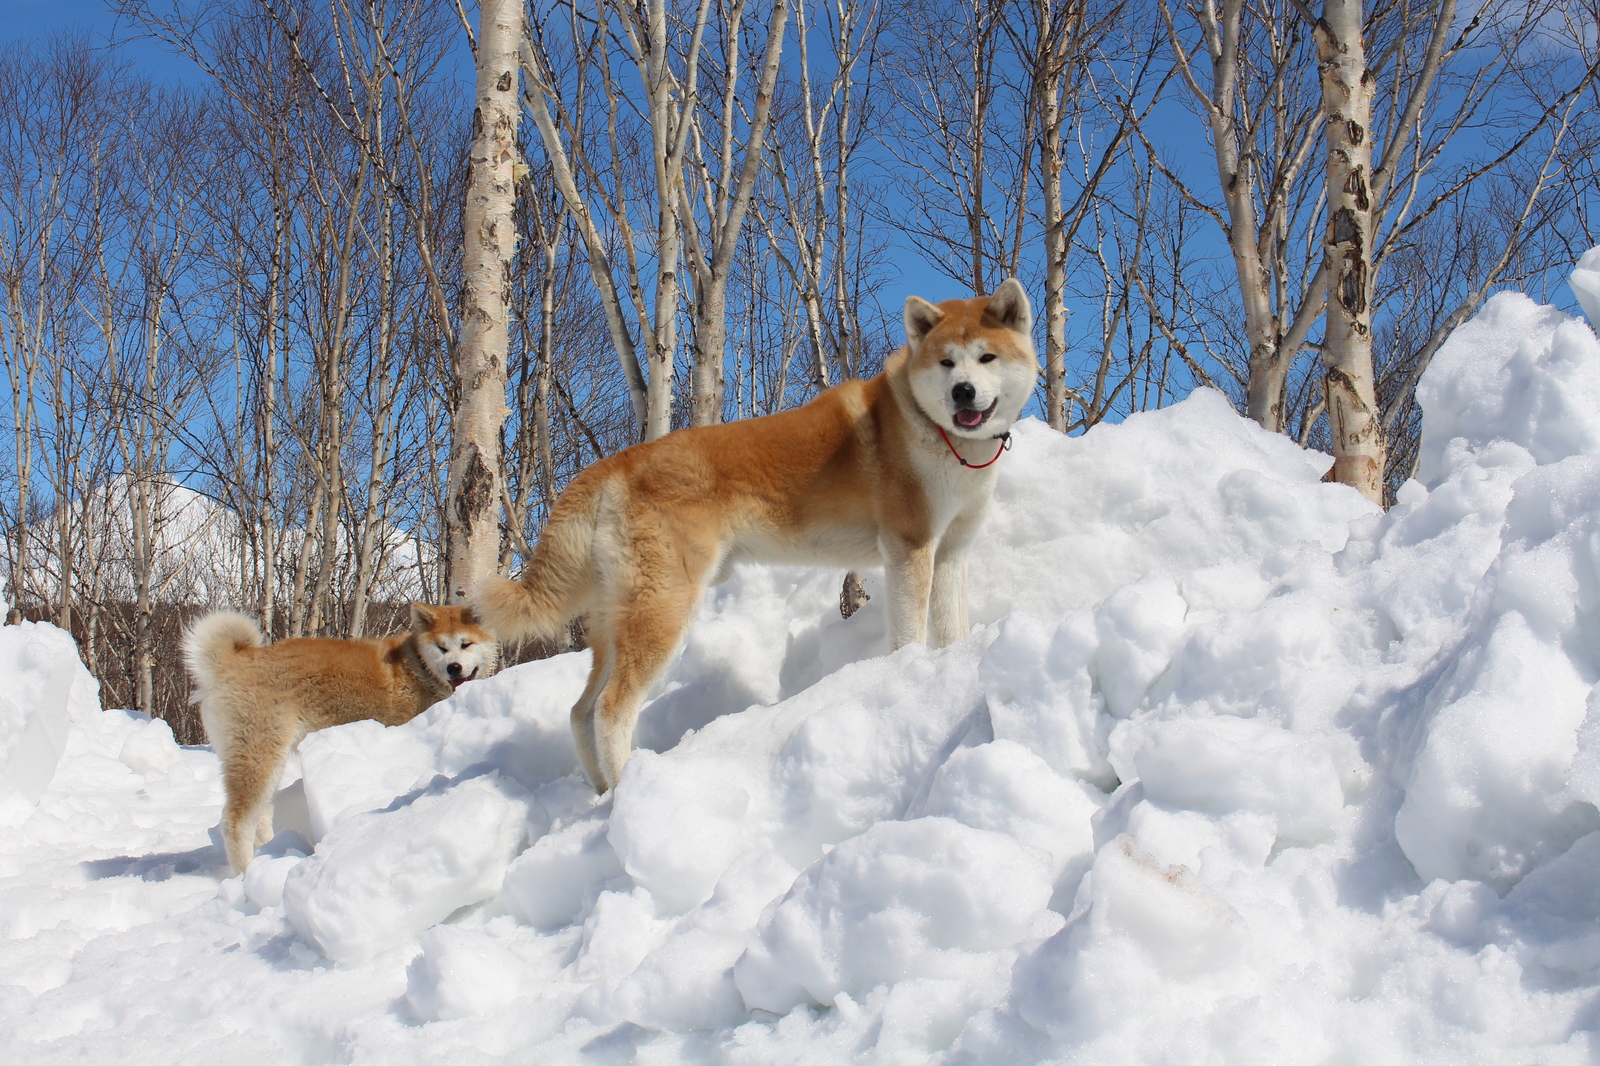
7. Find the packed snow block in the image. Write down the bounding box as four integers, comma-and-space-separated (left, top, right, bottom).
1081, 838, 1241, 973
1113, 715, 1345, 846
917, 739, 1098, 882
406, 926, 525, 1022
1156, 590, 1346, 726
604, 924, 749, 1033
296, 653, 588, 846
1343, 437, 1533, 657
1093, 574, 1188, 719
0, 619, 96, 806
607, 748, 760, 915
770, 641, 988, 864
606, 851, 800, 1033
242, 841, 310, 911
1417, 292, 1600, 482
1016, 835, 1241, 1034
116, 716, 181, 778
1571, 245, 1600, 325
1492, 456, 1600, 657
1397, 612, 1599, 893
407, 652, 589, 788
980, 611, 1113, 786
282, 773, 531, 964
297, 719, 440, 842
498, 811, 624, 930
733, 817, 1053, 1014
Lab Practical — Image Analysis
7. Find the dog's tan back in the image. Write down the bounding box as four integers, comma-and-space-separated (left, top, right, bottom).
185, 604, 496, 873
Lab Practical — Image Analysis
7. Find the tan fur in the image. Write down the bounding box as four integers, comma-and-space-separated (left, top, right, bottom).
473, 280, 1038, 794
183, 604, 498, 873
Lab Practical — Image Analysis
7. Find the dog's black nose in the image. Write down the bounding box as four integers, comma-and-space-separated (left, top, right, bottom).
951, 382, 976, 405
447, 662, 462, 677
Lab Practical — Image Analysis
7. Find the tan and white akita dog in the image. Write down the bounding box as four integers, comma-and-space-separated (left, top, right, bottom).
182, 603, 498, 873
473, 279, 1037, 794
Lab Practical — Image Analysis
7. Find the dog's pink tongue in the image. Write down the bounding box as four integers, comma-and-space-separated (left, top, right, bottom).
955, 408, 984, 428
450, 677, 466, 690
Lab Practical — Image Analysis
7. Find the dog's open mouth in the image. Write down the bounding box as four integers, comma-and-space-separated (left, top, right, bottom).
953, 401, 996, 430
449, 668, 479, 691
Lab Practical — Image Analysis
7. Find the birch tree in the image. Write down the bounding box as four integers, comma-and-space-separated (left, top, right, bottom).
446, 0, 520, 600
1311, 0, 1383, 501
1015, 0, 1153, 430
759, 0, 889, 390
1150, 0, 1581, 479
681, 0, 791, 425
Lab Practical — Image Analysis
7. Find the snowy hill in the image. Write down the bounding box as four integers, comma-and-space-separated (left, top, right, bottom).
4, 258, 1600, 1063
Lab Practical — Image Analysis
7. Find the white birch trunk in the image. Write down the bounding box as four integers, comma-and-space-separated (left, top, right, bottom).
1316, 0, 1385, 503
446, 0, 519, 601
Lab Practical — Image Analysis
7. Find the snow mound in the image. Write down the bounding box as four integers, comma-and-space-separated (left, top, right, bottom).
9, 249, 1600, 1063
0, 617, 99, 810
1571, 245, 1600, 324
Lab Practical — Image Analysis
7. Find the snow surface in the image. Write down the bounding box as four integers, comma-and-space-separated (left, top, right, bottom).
7, 255, 1600, 1063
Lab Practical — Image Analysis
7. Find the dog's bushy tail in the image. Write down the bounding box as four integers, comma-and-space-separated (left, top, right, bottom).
182, 611, 264, 693
471, 475, 602, 642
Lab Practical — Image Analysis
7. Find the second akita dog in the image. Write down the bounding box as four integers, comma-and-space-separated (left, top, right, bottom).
473, 280, 1038, 794
182, 603, 497, 873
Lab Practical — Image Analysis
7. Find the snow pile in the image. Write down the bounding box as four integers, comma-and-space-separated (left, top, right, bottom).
1572, 245, 1600, 324
0, 617, 98, 811
6, 252, 1600, 1063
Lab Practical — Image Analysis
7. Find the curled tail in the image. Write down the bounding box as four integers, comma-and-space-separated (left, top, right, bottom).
182, 611, 264, 694
471, 475, 602, 642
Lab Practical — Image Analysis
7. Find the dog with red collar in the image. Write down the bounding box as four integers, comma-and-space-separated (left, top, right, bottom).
474, 280, 1038, 794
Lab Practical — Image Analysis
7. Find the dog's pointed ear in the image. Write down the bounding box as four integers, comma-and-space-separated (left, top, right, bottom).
904, 295, 945, 349
410, 602, 437, 630
987, 278, 1032, 335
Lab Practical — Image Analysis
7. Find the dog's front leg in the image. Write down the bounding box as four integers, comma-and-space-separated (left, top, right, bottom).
929, 510, 981, 648
882, 536, 935, 649
929, 550, 969, 648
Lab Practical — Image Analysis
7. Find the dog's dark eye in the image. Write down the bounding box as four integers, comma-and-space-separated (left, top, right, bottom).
940, 358, 954, 368
979, 352, 997, 363
461, 642, 473, 649
437, 643, 447, 652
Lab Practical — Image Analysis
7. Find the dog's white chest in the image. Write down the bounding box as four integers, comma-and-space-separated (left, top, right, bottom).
913, 442, 998, 537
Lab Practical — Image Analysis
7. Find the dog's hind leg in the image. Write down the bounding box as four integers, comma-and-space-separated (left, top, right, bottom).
219, 722, 294, 874
593, 592, 697, 792
569, 622, 613, 792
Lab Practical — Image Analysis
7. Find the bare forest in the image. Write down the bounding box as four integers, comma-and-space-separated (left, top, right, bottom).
3, 0, 1597, 741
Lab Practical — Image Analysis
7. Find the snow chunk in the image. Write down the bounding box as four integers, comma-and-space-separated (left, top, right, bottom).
918, 739, 1099, 883
608, 747, 760, 915
406, 925, 525, 1022
734, 817, 1053, 1013
1114, 715, 1346, 845
981, 611, 1111, 786
297, 719, 443, 842
282, 773, 531, 964
498, 808, 623, 931
973, 393, 1376, 622
1397, 611, 1598, 892
117, 717, 180, 778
